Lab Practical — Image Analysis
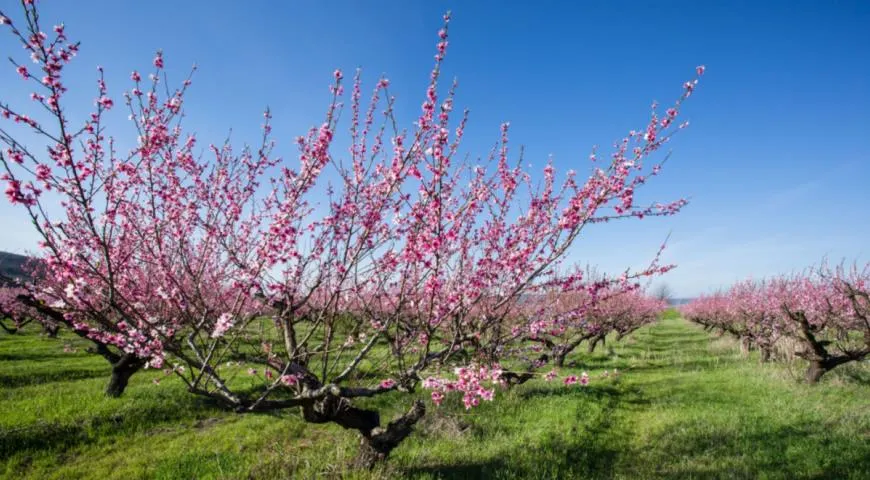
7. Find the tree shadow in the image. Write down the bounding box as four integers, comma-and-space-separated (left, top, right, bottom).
405, 382, 629, 479
0, 394, 223, 457
629, 419, 870, 479
0, 368, 107, 388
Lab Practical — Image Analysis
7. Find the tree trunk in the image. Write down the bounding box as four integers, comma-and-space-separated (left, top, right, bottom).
353, 400, 426, 469
587, 335, 604, 353
805, 360, 827, 384
759, 346, 772, 363
43, 323, 59, 338
803, 356, 856, 384
739, 337, 751, 355
299, 392, 426, 468
106, 354, 144, 397
554, 352, 567, 368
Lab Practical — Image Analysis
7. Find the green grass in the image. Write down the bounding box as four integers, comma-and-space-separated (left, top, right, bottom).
1, 317, 868, 479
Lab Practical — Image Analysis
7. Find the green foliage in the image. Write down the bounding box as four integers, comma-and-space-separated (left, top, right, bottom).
1, 318, 867, 479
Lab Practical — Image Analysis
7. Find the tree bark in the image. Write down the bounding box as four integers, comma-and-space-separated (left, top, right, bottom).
803, 356, 856, 384
587, 334, 605, 353
739, 337, 751, 355
554, 352, 568, 368
297, 391, 426, 468
353, 400, 426, 469
805, 361, 826, 384
106, 354, 145, 397
43, 323, 59, 337
759, 346, 772, 363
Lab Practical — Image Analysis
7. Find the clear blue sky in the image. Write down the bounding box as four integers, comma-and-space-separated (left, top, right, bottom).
1, 0, 868, 297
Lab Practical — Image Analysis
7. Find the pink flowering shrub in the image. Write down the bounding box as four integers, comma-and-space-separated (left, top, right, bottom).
0, 1, 702, 465
683, 262, 870, 383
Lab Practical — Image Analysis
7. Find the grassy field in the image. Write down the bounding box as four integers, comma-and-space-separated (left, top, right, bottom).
1, 315, 868, 479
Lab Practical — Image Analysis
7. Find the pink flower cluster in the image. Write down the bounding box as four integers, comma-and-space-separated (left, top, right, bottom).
422, 366, 501, 409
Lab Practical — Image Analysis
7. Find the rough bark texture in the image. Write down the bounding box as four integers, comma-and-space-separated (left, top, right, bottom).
294, 391, 426, 468
106, 354, 145, 397
789, 308, 867, 384
803, 356, 852, 384
353, 400, 426, 469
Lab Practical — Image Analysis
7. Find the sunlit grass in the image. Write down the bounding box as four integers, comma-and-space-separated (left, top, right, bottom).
1, 317, 867, 479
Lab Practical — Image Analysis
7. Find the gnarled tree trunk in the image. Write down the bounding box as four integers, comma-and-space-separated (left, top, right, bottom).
106, 354, 145, 397
353, 400, 426, 468
298, 392, 426, 468
804, 356, 854, 384
587, 334, 606, 353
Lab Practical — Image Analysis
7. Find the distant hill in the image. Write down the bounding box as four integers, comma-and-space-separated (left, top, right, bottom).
0, 251, 31, 283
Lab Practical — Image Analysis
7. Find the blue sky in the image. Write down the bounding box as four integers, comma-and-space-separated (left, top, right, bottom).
1, 0, 868, 297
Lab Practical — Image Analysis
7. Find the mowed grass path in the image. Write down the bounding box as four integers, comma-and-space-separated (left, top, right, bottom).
1, 317, 868, 479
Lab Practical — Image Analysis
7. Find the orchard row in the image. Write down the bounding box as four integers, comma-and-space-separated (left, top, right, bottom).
682, 263, 869, 383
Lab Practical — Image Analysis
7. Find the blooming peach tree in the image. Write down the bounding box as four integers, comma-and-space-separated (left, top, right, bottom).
0, 1, 270, 395
1, 1, 702, 464
683, 262, 870, 382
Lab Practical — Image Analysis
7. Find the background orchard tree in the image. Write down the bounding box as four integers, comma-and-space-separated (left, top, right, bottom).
0, 1, 702, 466
683, 262, 870, 383
518, 257, 672, 369
774, 264, 870, 383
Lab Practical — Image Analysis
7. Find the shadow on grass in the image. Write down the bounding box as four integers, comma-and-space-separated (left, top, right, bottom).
0, 394, 224, 456
634, 419, 870, 479
405, 384, 629, 479
0, 367, 108, 388
0, 351, 76, 362
832, 364, 870, 386
402, 431, 621, 480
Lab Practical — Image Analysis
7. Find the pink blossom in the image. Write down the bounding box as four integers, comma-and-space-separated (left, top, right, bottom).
97, 96, 114, 109
211, 313, 234, 338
